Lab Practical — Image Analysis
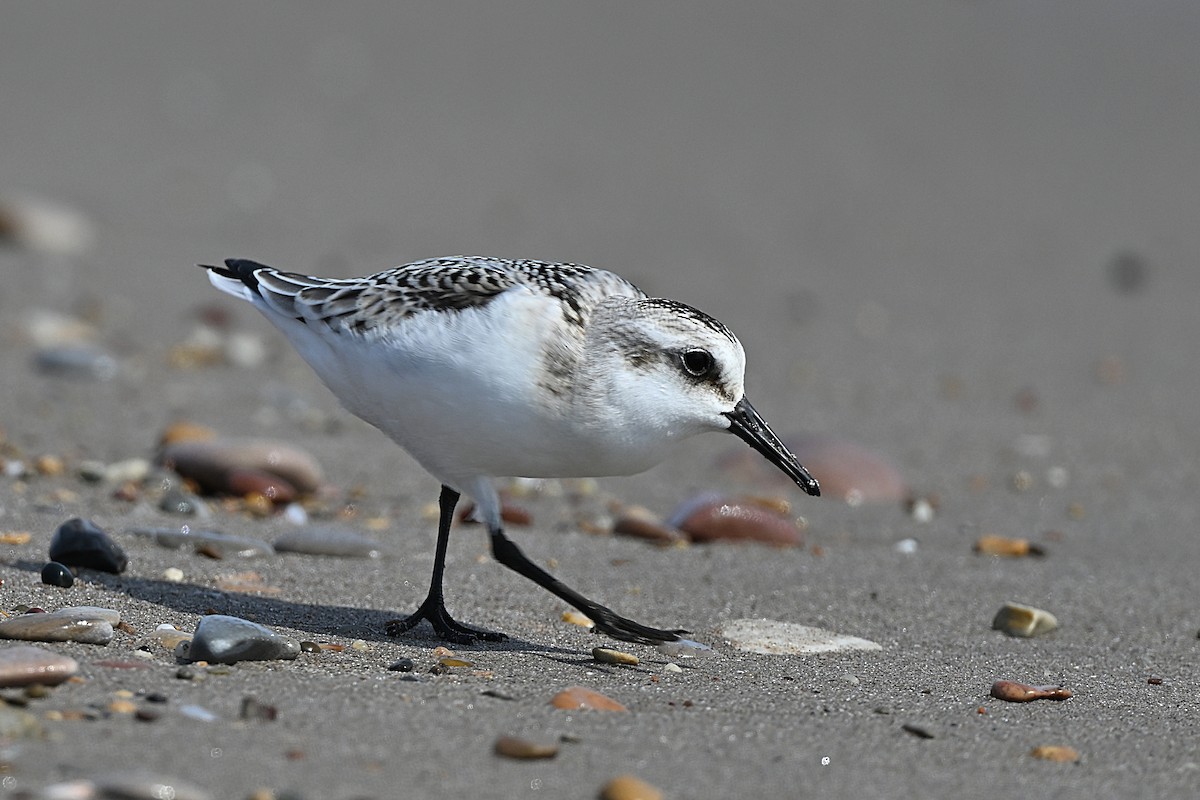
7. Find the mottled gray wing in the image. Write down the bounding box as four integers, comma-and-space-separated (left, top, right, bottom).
246, 255, 644, 336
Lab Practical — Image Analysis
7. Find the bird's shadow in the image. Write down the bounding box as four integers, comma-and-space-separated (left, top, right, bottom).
10, 559, 590, 657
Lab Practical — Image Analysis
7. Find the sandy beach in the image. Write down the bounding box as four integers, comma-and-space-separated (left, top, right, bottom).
2, 3, 1199, 798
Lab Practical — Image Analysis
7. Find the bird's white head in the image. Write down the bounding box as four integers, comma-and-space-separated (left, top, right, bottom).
584, 297, 821, 496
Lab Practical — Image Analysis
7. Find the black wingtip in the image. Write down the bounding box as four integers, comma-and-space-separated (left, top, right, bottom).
200, 258, 271, 296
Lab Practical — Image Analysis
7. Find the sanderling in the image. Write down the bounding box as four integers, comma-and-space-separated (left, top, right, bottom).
202, 255, 820, 645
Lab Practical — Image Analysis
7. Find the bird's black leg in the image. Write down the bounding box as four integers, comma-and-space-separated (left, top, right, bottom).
385, 485, 507, 644
490, 527, 687, 646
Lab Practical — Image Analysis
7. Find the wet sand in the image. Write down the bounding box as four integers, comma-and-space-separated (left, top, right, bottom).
2, 3, 1199, 798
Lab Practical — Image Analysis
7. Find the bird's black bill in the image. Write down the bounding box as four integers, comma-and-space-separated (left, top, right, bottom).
724, 397, 821, 497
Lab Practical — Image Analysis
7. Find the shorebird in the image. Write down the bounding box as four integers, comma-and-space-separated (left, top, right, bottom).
203, 256, 819, 645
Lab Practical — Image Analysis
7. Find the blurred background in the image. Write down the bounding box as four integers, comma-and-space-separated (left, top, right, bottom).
2, 2, 1197, 542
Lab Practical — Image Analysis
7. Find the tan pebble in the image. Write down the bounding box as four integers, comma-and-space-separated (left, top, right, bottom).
990, 680, 1073, 703
1030, 745, 1080, 762
431, 646, 455, 658
350, 639, 369, 651
992, 602, 1058, 637
162, 567, 185, 583
592, 647, 639, 666
34, 455, 66, 477
317, 643, 344, 652
159, 422, 217, 447
113, 689, 134, 698
0, 531, 32, 546
973, 534, 1044, 557
562, 610, 594, 629
669, 495, 804, 547
108, 699, 137, 714
599, 774, 663, 800
612, 506, 686, 546
551, 686, 627, 712
494, 735, 559, 760
439, 657, 473, 668
663, 663, 683, 674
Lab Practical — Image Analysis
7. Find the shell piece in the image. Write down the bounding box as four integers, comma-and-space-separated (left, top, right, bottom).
990, 680, 1073, 702
599, 775, 663, 800
974, 535, 1045, 557
992, 602, 1058, 637
550, 686, 628, 712
721, 619, 881, 655
1030, 745, 1081, 762
592, 647, 639, 666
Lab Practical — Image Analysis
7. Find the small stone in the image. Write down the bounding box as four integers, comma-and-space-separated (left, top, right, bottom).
439, 657, 473, 668
48, 517, 127, 573
109, 698, 138, 714
184, 615, 301, 664
562, 610, 594, 629
41, 561, 74, 588
158, 438, 324, 496
33, 343, 118, 381
494, 735, 559, 760
0, 531, 33, 545
599, 774, 663, 800
893, 538, 919, 555
990, 680, 1073, 703
163, 567, 185, 582
992, 602, 1058, 637
550, 686, 628, 712
720, 619, 881, 655
667, 494, 804, 546
90, 775, 212, 800
1030, 745, 1081, 762
0, 645, 79, 687
388, 658, 415, 672
0, 195, 95, 255
973, 535, 1045, 557
34, 454, 66, 476
273, 526, 386, 558
663, 662, 683, 674
0, 608, 115, 645
612, 506, 686, 545
132, 526, 275, 558
592, 647, 639, 666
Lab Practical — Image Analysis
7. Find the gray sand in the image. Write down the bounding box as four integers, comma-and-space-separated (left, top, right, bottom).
2, 3, 1198, 798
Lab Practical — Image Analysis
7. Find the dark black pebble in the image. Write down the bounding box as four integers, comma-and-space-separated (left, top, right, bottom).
48, 518, 127, 573
40, 561, 74, 588
387, 658, 414, 673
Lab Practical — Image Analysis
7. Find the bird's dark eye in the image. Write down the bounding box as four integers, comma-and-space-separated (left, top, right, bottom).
680, 348, 714, 378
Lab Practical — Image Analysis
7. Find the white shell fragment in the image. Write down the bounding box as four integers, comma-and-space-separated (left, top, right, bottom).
992, 602, 1059, 637
720, 619, 882, 655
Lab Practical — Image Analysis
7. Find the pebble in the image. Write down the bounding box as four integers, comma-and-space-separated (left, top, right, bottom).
0, 194, 96, 255
992, 602, 1058, 637
550, 686, 628, 712
592, 647, 639, 666
974, 534, 1045, 557
130, 526, 275, 558
893, 538, 919, 555
611, 506, 687, 545
41, 561, 74, 587
0, 644, 79, 687
663, 663, 683, 674
990, 680, 1073, 702
148, 624, 193, 651
494, 735, 559, 760
722, 435, 905, 505
163, 567, 185, 582
388, 658, 415, 672
561, 610, 594, 629
720, 619, 882, 655
1030, 745, 1081, 762
181, 614, 301, 664
0, 607, 117, 645
273, 526, 386, 558
49, 517, 128, 573
33, 343, 119, 381
158, 438, 323, 496
599, 774, 663, 800
667, 494, 804, 546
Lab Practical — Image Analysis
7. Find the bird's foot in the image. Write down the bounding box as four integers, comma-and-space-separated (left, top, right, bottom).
586, 605, 688, 646
385, 596, 507, 645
